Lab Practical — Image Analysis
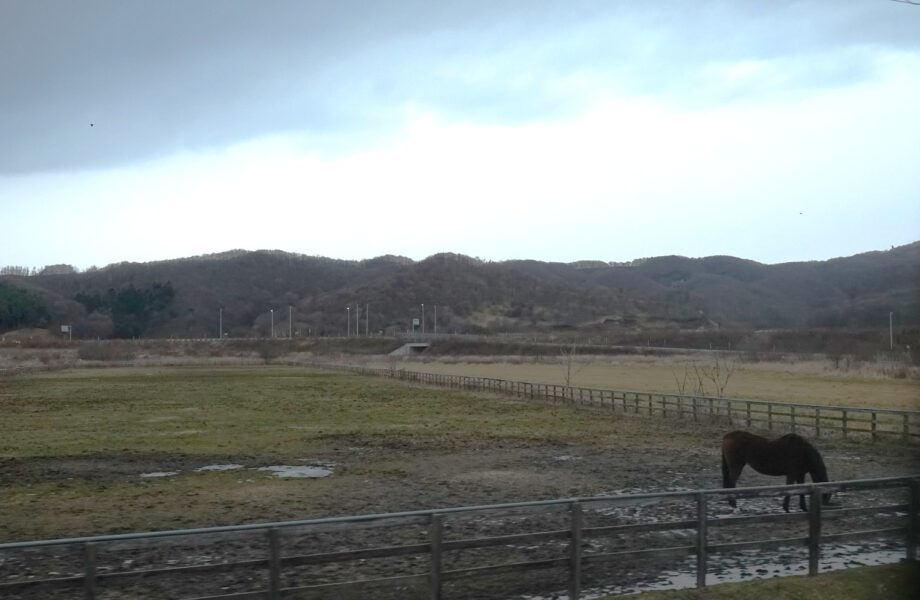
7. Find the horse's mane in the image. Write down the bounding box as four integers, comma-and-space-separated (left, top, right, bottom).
803, 440, 829, 482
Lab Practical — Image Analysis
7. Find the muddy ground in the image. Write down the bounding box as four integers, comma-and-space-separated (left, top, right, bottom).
2, 419, 918, 599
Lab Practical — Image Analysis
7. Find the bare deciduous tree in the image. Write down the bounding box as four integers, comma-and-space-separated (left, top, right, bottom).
697, 357, 738, 398
674, 357, 738, 398
560, 342, 585, 387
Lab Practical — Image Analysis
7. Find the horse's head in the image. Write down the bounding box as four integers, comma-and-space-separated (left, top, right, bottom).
805, 442, 829, 483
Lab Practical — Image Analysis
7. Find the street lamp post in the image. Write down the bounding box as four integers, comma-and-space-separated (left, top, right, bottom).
346, 306, 350, 337
421, 303, 425, 335
890, 312, 894, 350
270, 309, 274, 339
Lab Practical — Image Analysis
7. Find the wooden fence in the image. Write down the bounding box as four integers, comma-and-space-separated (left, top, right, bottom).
1, 477, 916, 599
328, 363, 920, 443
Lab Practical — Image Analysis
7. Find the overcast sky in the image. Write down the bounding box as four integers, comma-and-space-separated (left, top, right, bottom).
2, 0, 918, 270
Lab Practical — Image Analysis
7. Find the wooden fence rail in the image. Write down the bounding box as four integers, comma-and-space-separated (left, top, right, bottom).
1, 477, 916, 599
327, 363, 920, 443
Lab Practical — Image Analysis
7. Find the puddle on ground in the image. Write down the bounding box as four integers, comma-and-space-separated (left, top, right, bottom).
194, 464, 244, 472
516, 488, 907, 599
257, 464, 335, 478
139, 462, 335, 479
516, 540, 907, 599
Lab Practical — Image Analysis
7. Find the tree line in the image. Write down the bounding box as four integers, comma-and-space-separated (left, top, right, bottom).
0, 282, 51, 332
74, 283, 176, 338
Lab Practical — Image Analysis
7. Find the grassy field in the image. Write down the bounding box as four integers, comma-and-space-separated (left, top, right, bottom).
389, 356, 920, 411
1, 363, 916, 599
2, 365, 710, 541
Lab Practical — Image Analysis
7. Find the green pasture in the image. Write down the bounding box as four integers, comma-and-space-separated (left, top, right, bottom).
1, 365, 915, 598
0, 365, 645, 459
1, 365, 688, 540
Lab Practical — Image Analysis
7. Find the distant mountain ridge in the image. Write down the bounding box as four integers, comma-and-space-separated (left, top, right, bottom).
2, 243, 918, 338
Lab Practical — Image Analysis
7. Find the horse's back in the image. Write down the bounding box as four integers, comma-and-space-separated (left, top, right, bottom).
722, 430, 768, 453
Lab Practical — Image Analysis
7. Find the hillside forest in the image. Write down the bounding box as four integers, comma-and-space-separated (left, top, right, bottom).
1, 243, 918, 354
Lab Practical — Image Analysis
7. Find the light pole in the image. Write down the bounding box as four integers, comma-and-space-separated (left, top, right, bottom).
346, 306, 350, 337
421, 303, 425, 335
890, 312, 894, 350
270, 309, 274, 338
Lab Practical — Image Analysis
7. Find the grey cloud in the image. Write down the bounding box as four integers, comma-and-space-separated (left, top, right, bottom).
1, 0, 915, 175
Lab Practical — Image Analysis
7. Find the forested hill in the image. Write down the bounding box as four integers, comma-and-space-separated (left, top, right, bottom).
2, 243, 918, 339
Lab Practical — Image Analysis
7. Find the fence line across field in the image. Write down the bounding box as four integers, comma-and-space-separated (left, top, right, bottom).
325, 363, 920, 443
1, 476, 916, 600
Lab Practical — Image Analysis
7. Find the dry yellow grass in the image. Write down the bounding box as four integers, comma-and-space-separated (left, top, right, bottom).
386, 356, 920, 411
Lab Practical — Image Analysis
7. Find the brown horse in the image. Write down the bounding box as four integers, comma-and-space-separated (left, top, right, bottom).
721, 430, 833, 512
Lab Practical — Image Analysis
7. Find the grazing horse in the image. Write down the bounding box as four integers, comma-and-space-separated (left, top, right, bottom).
721, 430, 832, 512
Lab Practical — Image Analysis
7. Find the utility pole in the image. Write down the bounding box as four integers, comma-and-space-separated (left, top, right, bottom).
270, 309, 274, 338
421, 303, 425, 335
346, 306, 350, 337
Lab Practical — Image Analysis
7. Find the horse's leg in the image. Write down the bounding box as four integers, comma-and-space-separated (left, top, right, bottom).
722, 453, 743, 509
798, 474, 808, 512
783, 474, 795, 513
783, 473, 807, 512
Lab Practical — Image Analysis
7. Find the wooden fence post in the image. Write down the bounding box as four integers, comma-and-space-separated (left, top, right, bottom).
696, 493, 708, 588
808, 487, 822, 576
83, 542, 97, 600
842, 410, 848, 439
872, 412, 878, 442
768, 404, 773, 431
791, 406, 797, 433
745, 402, 751, 429
429, 514, 443, 600
569, 502, 583, 600
908, 481, 919, 562
268, 527, 281, 600
815, 408, 821, 438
